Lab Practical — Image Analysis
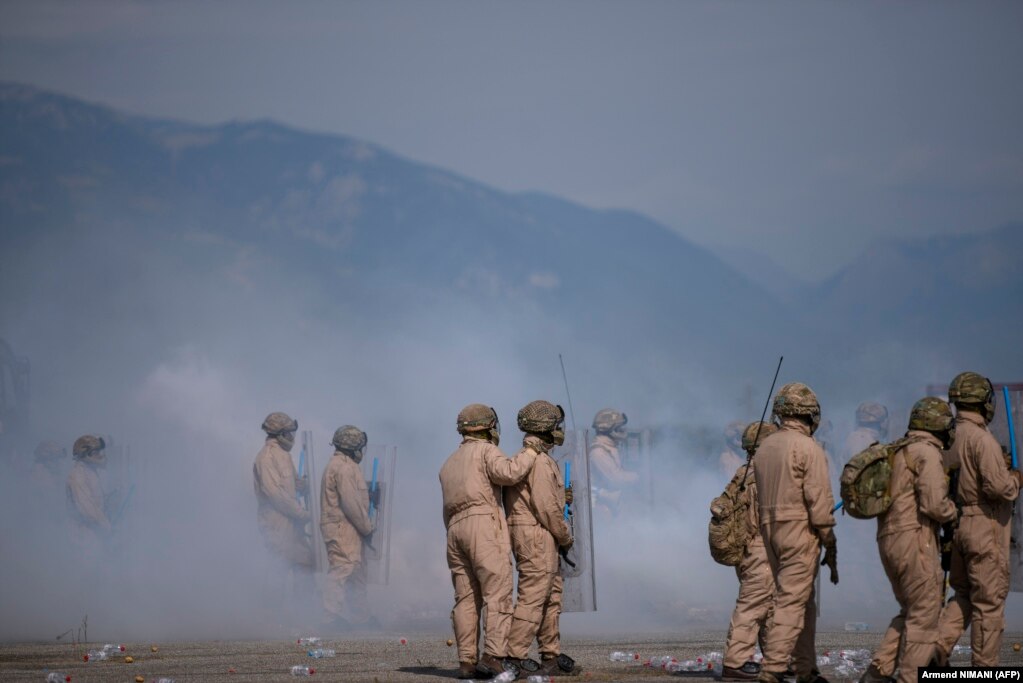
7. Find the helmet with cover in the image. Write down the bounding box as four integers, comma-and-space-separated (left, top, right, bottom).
948, 372, 995, 423
72, 434, 106, 460
457, 403, 501, 445
333, 425, 368, 457
741, 421, 779, 455
518, 400, 566, 448
262, 411, 298, 451
592, 408, 628, 440
855, 401, 889, 438
772, 382, 821, 434
908, 396, 956, 449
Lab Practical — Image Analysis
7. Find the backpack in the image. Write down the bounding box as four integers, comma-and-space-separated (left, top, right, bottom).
840, 436, 922, 519
708, 466, 754, 566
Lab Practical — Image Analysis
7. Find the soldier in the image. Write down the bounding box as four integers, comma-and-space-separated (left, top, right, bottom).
719, 420, 747, 479
320, 425, 375, 630
721, 421, 779, 681
843, 402, 889, 458
754, 383, 837, 683
935, 373, 1022, 666
588, 408, 637, 515
66, 435, 112, 554
252, 412, 313, 584
859, 398, 957, 683
505, 400, 579, 677
439, 404, 537, 679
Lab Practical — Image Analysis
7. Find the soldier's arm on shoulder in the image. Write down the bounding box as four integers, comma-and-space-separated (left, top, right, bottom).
486, 444, 536, 485
532, 457, 572, 546
977, 435, 1020, 502
803, 442, 836, 529
339, 463, 374, 536
915, 446, 957, 524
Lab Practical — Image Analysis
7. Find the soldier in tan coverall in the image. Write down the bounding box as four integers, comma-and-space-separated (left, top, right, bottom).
843, 402, 889, 460
320, 425, 375, 630
588, 408, 637, 515
754, 383, 837, 683
720, 421, 747, 480
860, 398, 957, 683
721, 421, 779, 681
936, 373, 1022, 666
505, 400, 580, 677
66, 435, 111, 564
440, 404, 537, 680
252, 412, 313, 576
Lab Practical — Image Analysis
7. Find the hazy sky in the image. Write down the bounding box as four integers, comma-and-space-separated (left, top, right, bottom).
2, 1, 1022, 279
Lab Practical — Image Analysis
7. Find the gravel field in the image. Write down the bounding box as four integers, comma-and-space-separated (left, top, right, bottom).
1, 630, 1020, 683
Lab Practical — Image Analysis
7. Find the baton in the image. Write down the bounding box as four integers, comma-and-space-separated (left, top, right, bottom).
1004, 387, 1018, 470
564, 461, 571, 520
368, 456, 379, 519
297, 445, 306, 503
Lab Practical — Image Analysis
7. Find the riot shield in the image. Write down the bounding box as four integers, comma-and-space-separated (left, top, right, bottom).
552, 430, 597, 612
617, 428, 654, 508
361, 444, 397, 585
988, 385, 1023, 591
299, 431, 328, 575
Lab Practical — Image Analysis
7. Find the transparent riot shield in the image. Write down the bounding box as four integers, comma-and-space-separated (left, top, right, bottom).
299, 431, 328, 575
617, 428, 654, 508
989, 385, 1023, 591
361, 444, 397, 585
552, 430, 597, 612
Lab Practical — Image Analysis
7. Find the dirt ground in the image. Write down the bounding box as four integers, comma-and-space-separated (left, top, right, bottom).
0, 630, 1019, 682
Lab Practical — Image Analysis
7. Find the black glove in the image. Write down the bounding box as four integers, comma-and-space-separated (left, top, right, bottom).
369, 486, 382, 509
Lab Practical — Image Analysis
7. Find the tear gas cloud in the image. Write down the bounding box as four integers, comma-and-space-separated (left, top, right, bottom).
1, 212, 1021, 645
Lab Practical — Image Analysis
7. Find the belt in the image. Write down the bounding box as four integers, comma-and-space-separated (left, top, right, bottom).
448, 504, 500, 527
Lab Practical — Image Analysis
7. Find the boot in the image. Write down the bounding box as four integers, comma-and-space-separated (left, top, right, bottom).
797, 671, 830, 683
540, 654, 581, 675
457, 662, 477, 680
759, 671, 788, 683
721, 661, 761, 681
508, 657, 541, 675
476, 654, 507, 678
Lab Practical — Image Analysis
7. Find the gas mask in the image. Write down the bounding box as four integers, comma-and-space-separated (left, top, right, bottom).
277, 431, 296, 452
488, 415, 501, 446
348, 448, 364, 464
550, 428, 566, 447
940, 424, 956, 450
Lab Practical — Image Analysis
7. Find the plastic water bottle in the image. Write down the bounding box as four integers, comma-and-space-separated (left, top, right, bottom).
102, 644, 126, 653
952, 644, 971, 656
816, 655, 832, 666
154, 679, 175, 683
488, 672, 515, 683
84, 649, 108, 662
609, 651, 639, 662
666, 660, 700, 672
290, 666, 316, 676
46, 674, 71, 683
705, 651, 724, 663
307, 649, 336, 658
297, 637, 321, 646
648, 655, 677, 668
527, 676, 552, 683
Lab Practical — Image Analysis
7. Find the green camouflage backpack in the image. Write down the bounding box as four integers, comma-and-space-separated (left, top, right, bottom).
708, 466, 754, 566
840, 436, 922, 519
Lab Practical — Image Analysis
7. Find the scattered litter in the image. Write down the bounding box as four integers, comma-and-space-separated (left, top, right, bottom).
952, 644, 971, 656
45, 674, 71, 683
154, 679, 175, 683
289, 665, 316, 676
227, 668, 236, 674
646, 655, 677, 668
151, 646, 159, 653
486, 672, 515, 683
844, 622, 869, 632
816, 655, 832, 666
102, 644, 126, 653
83, 650, 108, 662
398, 637, 408, 645
124, 656, 135, 663
609, 651, 640, 662
135, 676, 144, 683
446, 639, 454, 647
297, 637, 321, 647
1014, 643, 1021, 652
527, 676, 552, 683
307, 649, 336, 659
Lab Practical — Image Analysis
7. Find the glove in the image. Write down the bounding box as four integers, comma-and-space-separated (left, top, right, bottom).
565, 486, 574, 506
821, 544, 838, 585
369, 486, 382, 509
1013, 469, 1023, 488
560, 537, 574, 552
295, 476, 308, 494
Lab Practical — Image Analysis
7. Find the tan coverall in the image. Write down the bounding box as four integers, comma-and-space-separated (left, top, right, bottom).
505, 436, 573, 661
724, 463, 775, 670
67, 460, 111, 559
440, 437, 537, 664
869, 431, 956, 683
588, 434, 637, 513
320, 450, 374, 622
253, 438, 313, 568
937, 410, 1020, 665
754, 418, 835, 677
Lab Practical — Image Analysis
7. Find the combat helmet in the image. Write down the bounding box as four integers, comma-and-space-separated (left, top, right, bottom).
949, 372, 995, 423
457, 403, 501, 445
518, 400, 565, 434
855, 401, 889, 438
908, 395, 955, 439
772, 382, 821, 434
592, 408, 628, 440
262, 411, 298, 435
333, 425, 367, 454
72, 434, 106, 460
741, 421, 778, 455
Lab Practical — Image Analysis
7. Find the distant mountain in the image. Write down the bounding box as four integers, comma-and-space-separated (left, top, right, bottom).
711, 245, 810, 303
